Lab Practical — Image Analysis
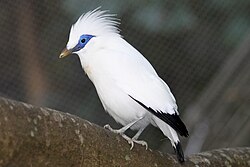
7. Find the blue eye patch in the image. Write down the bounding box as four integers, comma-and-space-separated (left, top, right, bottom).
72, 34, 95, 52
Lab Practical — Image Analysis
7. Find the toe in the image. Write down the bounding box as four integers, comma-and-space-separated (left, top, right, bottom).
133, 140, 148, 150
144, 143, 148, 150
104, 124, 110, 129
129, 141, 134, 150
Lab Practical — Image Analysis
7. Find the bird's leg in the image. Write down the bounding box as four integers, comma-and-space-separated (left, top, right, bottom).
104, 117, 144, 149
104, 118, 141, 134
130, 126, 148, 150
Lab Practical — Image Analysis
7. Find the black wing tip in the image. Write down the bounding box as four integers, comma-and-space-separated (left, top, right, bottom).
129, 95, 189, 137
156, 112, 189, 137
174, 142, 185, 163
178, 118, 189, 137
183, 131, 189, 137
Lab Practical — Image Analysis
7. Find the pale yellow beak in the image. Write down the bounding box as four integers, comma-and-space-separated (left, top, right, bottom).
59, 48, 72, 58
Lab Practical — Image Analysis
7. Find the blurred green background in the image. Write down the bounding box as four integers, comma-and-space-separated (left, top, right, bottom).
0, 0, 249, 155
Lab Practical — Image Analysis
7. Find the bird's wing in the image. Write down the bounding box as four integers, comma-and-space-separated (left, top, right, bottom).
95, 38, 188, 136
117, 72, 188, 137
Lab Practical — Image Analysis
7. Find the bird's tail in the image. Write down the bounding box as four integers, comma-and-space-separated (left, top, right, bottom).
174, 142, 184, 163
153, 116, 185, 163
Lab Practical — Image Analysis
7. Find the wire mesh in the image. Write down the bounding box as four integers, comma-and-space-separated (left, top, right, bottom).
0, 0, 249, 155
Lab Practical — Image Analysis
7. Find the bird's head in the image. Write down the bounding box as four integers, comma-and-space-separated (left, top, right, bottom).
59, 8, 120, 58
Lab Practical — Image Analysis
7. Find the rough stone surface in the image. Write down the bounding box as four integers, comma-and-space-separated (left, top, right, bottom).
0, 97, 249, 167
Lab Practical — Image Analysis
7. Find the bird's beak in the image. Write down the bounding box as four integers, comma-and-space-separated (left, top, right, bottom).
59, 48, 72, 58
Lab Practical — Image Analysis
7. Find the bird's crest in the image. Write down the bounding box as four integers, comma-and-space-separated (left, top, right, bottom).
67, 7, 120, 49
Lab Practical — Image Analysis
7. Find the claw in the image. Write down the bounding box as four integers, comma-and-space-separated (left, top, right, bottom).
104, 124, 111, 129
133, 140, 148, 150
104, 124, 118, 133
128, 140, 134, 150
121, 134, 134, 149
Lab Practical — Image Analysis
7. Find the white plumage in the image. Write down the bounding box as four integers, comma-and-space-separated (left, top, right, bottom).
60, 8, 188, 163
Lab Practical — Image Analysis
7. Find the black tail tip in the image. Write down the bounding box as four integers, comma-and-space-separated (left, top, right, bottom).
174, 142, 185, 163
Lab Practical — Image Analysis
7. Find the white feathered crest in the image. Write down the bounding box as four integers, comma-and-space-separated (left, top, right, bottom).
67, 7, 120, 49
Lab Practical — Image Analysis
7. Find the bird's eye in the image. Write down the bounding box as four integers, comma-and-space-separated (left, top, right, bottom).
71, 34, 95, 52
80, 38, 86, 44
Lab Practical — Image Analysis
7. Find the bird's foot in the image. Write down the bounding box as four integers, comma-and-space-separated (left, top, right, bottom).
132, 139, 148, 150
104, 124, 121, 134
121, 134, 134, 150
121, 134, 148, 150
104, 124, 148, 150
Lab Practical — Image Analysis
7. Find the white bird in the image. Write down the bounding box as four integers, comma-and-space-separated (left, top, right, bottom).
60, 8, 188, 163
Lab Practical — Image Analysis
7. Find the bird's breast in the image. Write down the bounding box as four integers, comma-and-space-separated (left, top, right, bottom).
83, 65, 92, 75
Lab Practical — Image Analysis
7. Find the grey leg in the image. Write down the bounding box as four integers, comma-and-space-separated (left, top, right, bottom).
131, 126, 148, 150
104, 118, 142, 134
132, 127, 145, 140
